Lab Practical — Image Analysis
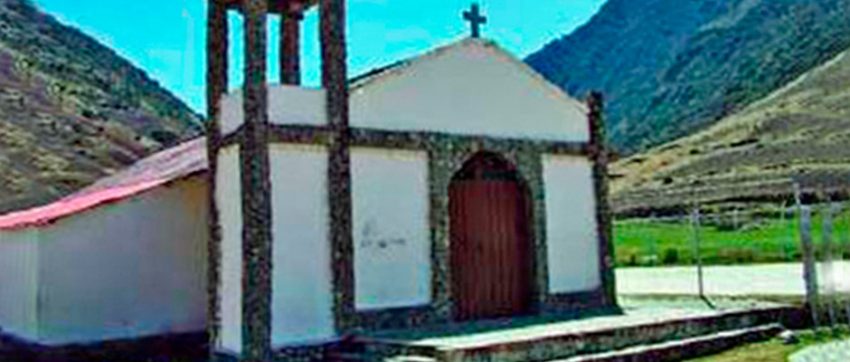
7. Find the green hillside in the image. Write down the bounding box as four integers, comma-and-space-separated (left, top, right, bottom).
0, 0, 202, 213
527, 0, 850, 154
612, 47, 850, 213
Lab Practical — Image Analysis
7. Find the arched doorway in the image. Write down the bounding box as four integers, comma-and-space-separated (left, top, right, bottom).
449, 152, 533, 321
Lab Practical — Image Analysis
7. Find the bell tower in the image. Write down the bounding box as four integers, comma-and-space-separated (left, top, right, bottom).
206, 0, 350, 360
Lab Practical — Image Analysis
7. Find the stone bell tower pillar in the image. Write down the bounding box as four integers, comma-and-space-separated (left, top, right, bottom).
205, 0, 227, 359
320, 0, 355, 332
238, 0, 273, 359
207, 0, 275, 359
206, 0, 349, 360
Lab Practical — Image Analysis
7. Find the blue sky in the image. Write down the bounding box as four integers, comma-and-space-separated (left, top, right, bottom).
34, 0, 605, 115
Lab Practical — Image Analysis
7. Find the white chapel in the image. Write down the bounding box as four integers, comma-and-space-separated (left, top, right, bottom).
0, 1, 616, 361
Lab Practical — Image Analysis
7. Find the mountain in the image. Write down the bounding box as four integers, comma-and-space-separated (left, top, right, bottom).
527, 0, 850, 154
0, 0, 203, 214
611, 46, 850, 214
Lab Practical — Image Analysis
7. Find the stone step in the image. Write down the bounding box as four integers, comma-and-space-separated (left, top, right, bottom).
326, 351, 438, 362
325, 352, 368, 361
384, 356, 440, 362
349, 306, 798, 362
553, 323, 784, 362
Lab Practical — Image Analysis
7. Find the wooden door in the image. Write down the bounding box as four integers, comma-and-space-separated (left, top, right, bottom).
450, 154, 532, 321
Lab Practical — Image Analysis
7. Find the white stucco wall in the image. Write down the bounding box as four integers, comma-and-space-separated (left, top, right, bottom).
0, 229, 39, 341
269, 144, 335, 347
351, 148, 432, 310
220, 86, 327, 135
216, 144, 337, 349
35, 176, 208, 345
221, 41, 587, 143
216, 146, 243, 354
350, 40, 589, 142
542, 155, 601, 294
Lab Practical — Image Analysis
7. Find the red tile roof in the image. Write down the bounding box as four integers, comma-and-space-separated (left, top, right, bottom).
0, 138, 208, 231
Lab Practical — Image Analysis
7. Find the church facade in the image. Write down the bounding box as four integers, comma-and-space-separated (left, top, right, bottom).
213, 38, 616, 354
0, 0, 616, 360
208, 0, 616, 358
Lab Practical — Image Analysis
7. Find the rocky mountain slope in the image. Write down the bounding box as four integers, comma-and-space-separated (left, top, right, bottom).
527, 0, 850, 154
611, 47, 850, 214
0, 0, 202, 214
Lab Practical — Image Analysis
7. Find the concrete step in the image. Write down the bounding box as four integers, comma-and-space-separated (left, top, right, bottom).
383, 356, 439, 362
348, 306, 798, 362
334, 356, 437, 362
325, 352, 368, 361
326, 351, 438, 362
554, 323, 784, 362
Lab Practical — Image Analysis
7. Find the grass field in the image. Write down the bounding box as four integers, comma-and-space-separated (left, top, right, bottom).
688, 330, 849, 362
614, 207, 850, 267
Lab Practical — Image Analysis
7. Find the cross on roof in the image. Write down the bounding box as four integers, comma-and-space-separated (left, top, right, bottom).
463, 3, 487, 38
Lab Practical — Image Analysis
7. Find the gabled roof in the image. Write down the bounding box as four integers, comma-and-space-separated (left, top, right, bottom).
350, 38, 587, 113
0, 38, 584, 231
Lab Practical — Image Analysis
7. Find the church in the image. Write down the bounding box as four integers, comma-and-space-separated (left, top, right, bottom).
0, 0, 616, 360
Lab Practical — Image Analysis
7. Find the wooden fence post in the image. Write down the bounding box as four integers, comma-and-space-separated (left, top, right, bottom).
691, 207, 713, 309
781, 201, 793, 261
837, 202, 850, 327
800, 205, 820, 329
822, 202, 838, 328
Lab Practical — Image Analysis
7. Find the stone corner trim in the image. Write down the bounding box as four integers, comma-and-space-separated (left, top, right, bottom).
587, 91, 617, 309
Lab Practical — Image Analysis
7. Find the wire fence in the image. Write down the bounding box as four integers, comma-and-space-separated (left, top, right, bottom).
614, 184, 850, 328
616, 203, 850, 267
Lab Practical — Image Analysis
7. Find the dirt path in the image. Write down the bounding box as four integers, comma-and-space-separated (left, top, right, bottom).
616, 262, 850, 296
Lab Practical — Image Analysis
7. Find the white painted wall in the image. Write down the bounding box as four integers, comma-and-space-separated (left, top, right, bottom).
221, 41, 586, 143
350, 40, 589, 142
216, 146, 243, 354
216, 144, 338, 349
35, 176, 208, 345
269, 144, 335, 347
542, 155, 601, 294
351, 148, 432, 310
0, 229, 39, 341
220, 86, 327, 135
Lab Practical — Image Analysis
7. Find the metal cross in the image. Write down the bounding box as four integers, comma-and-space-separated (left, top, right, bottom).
463, 3, 487, 38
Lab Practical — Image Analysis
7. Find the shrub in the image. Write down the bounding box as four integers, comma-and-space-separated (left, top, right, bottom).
719, 248, 755, 264
640, 254, 659, 267
662, 248, 680, 265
